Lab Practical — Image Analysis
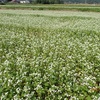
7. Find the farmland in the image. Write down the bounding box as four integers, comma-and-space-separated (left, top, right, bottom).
0, 8, 100, 99
0, 4, 100, 12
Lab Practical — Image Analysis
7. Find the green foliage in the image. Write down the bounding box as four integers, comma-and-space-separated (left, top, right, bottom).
64, 0, 100, 3
0, 4, 100, 12
30, 0, 63, 4
0, 10, 100, 99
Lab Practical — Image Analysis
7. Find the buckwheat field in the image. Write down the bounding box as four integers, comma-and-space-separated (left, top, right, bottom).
0, 10, 100, 100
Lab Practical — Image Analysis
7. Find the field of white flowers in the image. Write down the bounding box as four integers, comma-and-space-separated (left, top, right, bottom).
0, 10, 100, 100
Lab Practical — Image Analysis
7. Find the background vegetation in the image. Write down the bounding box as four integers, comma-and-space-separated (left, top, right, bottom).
1, 0, 100, 4
32, 0, 100, 4
64, 0, 100, 4
0, 4, 100, 12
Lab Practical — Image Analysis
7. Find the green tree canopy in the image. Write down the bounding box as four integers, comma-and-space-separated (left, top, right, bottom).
33, 0, 100, 4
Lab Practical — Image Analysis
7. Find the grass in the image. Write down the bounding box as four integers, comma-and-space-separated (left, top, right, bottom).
0, 9, 100, 99
0, 4, 100, 12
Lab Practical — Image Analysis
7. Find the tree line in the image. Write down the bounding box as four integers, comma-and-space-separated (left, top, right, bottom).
33, 0, 100, 4
33, 0, 63, 4
64, 0, 100, 3
1, 0, 100, 4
